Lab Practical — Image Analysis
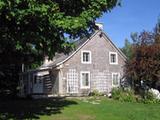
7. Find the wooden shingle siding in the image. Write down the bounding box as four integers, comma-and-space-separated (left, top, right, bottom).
20, 30, 126, 97
60, 31, 125, 96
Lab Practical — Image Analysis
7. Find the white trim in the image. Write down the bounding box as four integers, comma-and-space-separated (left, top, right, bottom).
55, 31, 99, 67
21, 67, 51, 75
81, 50, 92, 64
103, 32, 127, 61
109, 52, 118, 65
80, 71, 90, 89
29, 30, 126, 69
37, 71, 49, 76
112, 72, 120, 87
55, 30, 126, 67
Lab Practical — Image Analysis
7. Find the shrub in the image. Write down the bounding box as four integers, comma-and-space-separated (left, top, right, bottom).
111, 87, 122, 100
140, 91, 160, 104
111, 87, 160, 104
89, 90, 102, 96
111, 88, 136, 102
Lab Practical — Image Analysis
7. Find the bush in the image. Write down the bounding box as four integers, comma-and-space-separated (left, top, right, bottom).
140, 91, 160, 104
111, 87, 160, 104
89, 90, 103, 96
111, 88, 136, 102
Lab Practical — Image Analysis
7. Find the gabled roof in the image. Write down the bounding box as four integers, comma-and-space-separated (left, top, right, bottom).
40, 30, 126, 69
102, 32, 127, 60
24, 31, 95, 73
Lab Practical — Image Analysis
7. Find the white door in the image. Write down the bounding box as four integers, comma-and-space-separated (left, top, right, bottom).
33, 75, 43, 93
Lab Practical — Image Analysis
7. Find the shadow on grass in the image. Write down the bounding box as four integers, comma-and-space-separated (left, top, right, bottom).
0, 97, 78, 120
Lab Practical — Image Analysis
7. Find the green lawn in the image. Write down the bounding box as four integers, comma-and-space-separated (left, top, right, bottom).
0, 97, 160, 120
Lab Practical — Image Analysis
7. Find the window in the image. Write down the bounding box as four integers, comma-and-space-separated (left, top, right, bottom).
33, 75, 42, 84
80, 71, 90, 88
109, 52, 118, 64
112, 73, 120, 86
81, 51, 91, 64
39, 77, 42, 83
34, 75, 37, 84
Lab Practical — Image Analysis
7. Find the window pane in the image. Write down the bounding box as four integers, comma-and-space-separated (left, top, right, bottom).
34, 76, 37, 84
113, 74, 119, 86
82, 73, 89, 87
82, 73, 85, 86
111, 54, 116, 63
85, 73, 89, 86
83, 52, 90, 62
83, 53, 86, 61
86, 53, 89, 61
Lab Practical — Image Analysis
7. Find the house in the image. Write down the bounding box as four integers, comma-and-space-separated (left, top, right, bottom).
19, 29, 126, 97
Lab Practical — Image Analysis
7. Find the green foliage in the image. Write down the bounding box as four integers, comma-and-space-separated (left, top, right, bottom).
30, 61, 42, 69
121, 39, 133, 60
141, 91, 160, 104
0, 64, 21, 96
0, 0, 120, 96
144, 91, 155, 100
111, 88, 136, 102
1, 98, 160, 120
111, 88, 160, 104
90, 89, 103, 96
0, 0, 120, 62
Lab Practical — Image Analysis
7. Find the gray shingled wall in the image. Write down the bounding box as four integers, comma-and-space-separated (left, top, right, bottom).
58, 31, 126, 96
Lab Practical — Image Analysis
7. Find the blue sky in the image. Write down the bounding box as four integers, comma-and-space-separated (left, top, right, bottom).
96, 0, 160, 48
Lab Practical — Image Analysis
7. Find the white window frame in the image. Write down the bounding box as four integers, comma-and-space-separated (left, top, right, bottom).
109, 52, 118, 65
112, 73, 120, 87
33, 74, 43, 84
81, 50, 92, 64
80, 71, 90, 89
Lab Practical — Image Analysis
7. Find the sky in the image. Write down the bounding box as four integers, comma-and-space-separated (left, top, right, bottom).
96, 0, 160, 48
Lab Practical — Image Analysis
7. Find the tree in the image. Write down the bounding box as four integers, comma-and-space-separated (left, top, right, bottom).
0, 0, 120, 61
125, 29, 160, 92
0, 0, 120, 96
121, 38, 133, 60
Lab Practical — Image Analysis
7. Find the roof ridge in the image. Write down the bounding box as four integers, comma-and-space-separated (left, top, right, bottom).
40, 30, 126, 69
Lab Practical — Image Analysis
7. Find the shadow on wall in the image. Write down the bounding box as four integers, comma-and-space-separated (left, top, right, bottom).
0, 97, 78, 120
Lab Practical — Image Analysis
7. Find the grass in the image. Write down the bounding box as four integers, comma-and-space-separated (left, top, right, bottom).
1, 97, 160, 120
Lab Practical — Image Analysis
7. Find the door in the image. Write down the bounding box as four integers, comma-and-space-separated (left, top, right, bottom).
33, 75, 43, 93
